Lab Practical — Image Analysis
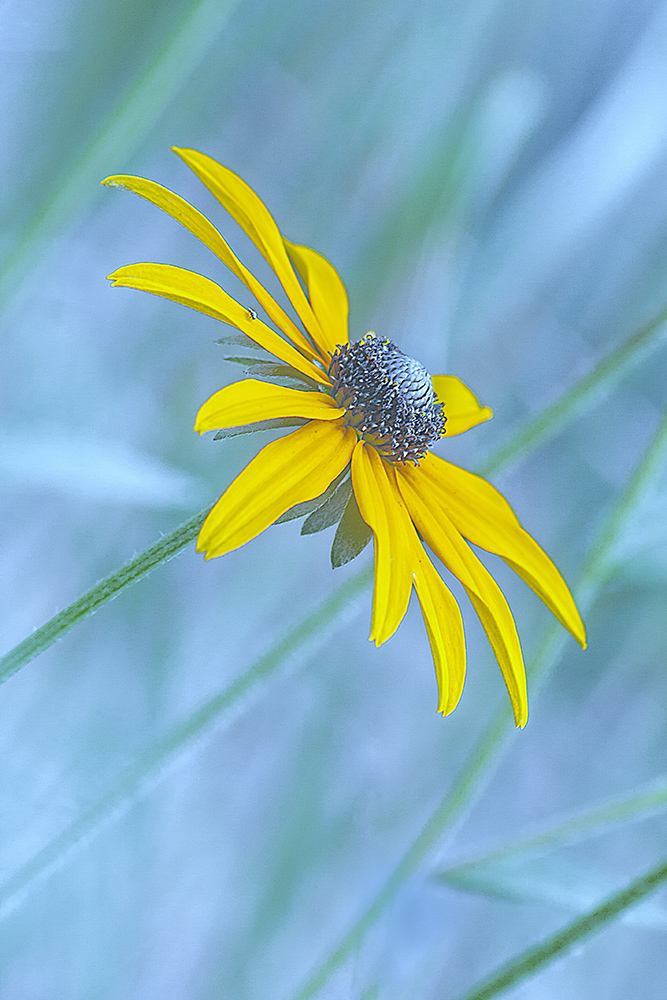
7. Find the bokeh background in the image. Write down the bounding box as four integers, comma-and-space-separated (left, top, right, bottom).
2, 0, 667, 997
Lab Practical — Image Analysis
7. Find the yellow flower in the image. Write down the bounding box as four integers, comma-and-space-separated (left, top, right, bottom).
104, 148, 586, 728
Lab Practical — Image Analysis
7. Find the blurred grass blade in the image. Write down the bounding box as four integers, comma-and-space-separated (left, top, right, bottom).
450, 852, 667, 1000
576, 411, 667, 595
481, 305, 667, 478
0, 428, 207, 507
290, 410, 667, 1000
438, 855, 667, 930
0, 0, 240, 309
0, 567, 370, 924
2, 312, 665, 686
0, 508, 210, 686
439, 774, 667, 877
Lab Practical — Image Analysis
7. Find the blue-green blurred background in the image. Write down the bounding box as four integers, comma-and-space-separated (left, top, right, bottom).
2, 0, 667, 997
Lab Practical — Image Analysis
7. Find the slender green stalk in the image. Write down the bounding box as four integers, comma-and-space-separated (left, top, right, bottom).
0, 566, 371, 924
577, 408, 667, 593
0, 508, 209, 685
450, 853, 667, 1000
0, 0, 240, 309
438, 775, 667, 879
290, 705, 514, 1000
290, 410, 667, 1000
480, 305, 667, 478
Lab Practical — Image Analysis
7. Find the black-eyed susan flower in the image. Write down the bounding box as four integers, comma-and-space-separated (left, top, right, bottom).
104, 148, 586, 728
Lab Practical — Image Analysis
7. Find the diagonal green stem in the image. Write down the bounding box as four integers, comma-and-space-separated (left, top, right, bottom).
0, 566, 371, 924
450, 852, 667, 1000
0, 0, 240, 310
438, 774, 667, 879
0, 508, 209, 685
480, 305, 667, 478
290, 410, 667, 1000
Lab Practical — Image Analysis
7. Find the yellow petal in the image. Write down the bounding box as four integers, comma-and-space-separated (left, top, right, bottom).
411, 546, 466, 716
102, 174, 320, 365
195, 380, 344, 432
171, 148, 331, 362
198, 420, 355, 558
410, 453, 586, 648
397, 469, 528, 728
350, 442, 413, 646
432, 375, 493, 436
284, 239, 349, 356
107, 263, 328, 385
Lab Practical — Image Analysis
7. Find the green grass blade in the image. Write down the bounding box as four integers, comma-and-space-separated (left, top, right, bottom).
0, 566, 371, 924
436, 855, 667, 930
480, 305, 667, 478
438, 774, 667, 878
0, 0, 240, 310
0, 508, 209, 686
290, 410, 667, 1000
449, 852, 667, 1000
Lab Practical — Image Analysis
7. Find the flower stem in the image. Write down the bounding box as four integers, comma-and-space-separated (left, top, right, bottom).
450, 853, 667, 1000
0, 508, 209, 686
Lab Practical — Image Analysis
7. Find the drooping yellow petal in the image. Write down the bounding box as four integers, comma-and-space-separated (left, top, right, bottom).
350, 443, 413, 646
172, 148, 331, 362
102, 174, 321, 365
195, 379, 344, 433
407, 453, 587, 648
432, 376, 493, 436
398, 469, 528, 727
198, 420, 355, 558
411, 544, 467, 716
107, 263, 328, 385
284, 239, 349, 356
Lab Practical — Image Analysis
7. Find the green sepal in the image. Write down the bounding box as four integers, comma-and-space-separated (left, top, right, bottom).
219, 355, 320, 391
219, 354, 271, 366
275, 468, 349, 524
301, 478, 352, 535
215, 332, 268, 352
331, 492, 372, 567
250, 363, 321, 390
213, 417, 306, 440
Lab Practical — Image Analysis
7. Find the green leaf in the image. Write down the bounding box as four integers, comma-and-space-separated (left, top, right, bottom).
301, 478, 353, 534
331, 492, 372, 567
